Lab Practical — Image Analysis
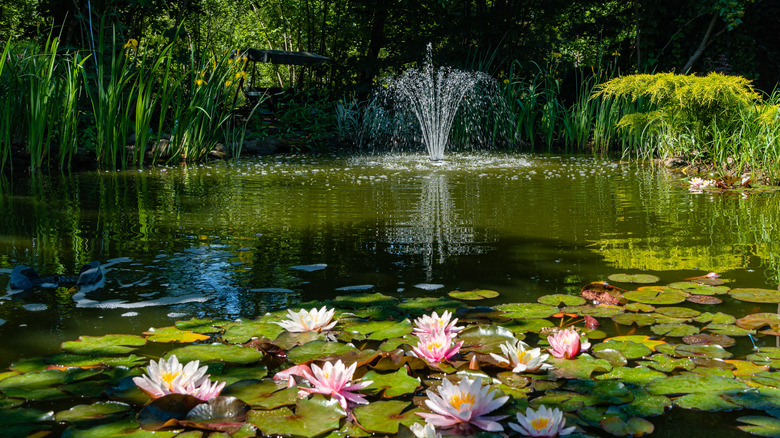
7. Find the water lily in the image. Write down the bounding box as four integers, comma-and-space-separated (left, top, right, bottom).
413, 310, 463, 337
411, 422, 442, 438
417, 376, 508, 433
689, 177, 716, 190
133, 355, 225, 401
547, 329, 590, 359
273, 363, 312, 388
276, 306, 337, 332
299, 360, 373, 411
490, 339, 552, 373
509, 405, 576, 437
411, 331, 463, 365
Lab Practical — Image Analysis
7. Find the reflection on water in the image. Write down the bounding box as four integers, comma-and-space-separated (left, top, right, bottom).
1, 152, 779, 365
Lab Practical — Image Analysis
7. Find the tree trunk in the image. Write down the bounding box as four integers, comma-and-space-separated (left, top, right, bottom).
357, 0, 389, 90
682, 12, 718, 73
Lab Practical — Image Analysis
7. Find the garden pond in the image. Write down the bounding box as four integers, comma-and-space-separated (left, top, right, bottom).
2, 152, 780, 437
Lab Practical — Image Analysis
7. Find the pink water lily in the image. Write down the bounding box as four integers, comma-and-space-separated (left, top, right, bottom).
133, 355, 225, 401
413, 310, 463, 337
509, 405, 576, 437
274, 363, 313, 388
411, 331, 463, 365
299, 360, 373, 411
547, 329, 590, 359
417, 376, 508, 433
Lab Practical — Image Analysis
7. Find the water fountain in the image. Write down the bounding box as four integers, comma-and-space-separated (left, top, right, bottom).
379, 44, 498, 161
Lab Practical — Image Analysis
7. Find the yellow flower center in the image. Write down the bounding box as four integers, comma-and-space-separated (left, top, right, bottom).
160, 371, 180, 389
427, 341, 443, 350
530, 416, 551, 430
450, 392, 475, 410
517, 350, 529, 362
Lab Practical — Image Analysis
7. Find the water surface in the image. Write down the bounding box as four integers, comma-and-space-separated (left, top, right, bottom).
1, 152, 778, 367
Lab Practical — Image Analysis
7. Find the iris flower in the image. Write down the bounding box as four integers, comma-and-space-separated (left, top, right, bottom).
276, 306, 337, 333
547, 329, 590, 359
509, 405, 576, 437
413, 310, 463, 337
411, 331, 463, 365
133, 355, 225, 401
490, 339, 552, 373
298, 360, 373, 411
417, 376, 508, 433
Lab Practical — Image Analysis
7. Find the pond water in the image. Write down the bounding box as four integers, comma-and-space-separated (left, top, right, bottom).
1, 152, 779, 372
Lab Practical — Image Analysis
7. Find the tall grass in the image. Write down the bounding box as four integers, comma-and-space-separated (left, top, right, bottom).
0, 39, 13, 171
22, 35, 60, 170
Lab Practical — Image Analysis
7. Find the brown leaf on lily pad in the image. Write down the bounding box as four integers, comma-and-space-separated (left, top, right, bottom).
581, 282, 626, 305
736, 313, 780, 332
686, 295, 722, 305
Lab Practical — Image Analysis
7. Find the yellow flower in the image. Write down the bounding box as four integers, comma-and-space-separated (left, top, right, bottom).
235, 71, 248, 81
227, 58, 233, 65
225, 80, 232, 87
612, 50, 620, 57
195, 79, 206, 87
503, 79, 510, 84
552, 52, 562, 58
123, 38, 138, 51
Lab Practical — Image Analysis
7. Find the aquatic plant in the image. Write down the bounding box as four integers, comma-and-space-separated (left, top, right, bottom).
410, 330, 463, 365
490, 339, 552, 373
133, 354, 225, 401
417, 376, 508, 433
547, 328, 590, 359
412, 310, 463, 337
297, 360, 373, 411
275, 306, 337, 332
410, 422, 442, 438
510, 405, 575, 437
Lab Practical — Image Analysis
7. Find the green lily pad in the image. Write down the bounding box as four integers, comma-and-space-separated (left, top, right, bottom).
212, 366, 269, 385
604, 336, 666, 352
651, 323, 700, 337
600, 416, 655, 437
668, 282, 730, 295
222, 380, 297, 410
137, 393, 203, 430
748, 348, 780, 368
672, 344, 733, 359
592, 349, 627, 368
752, 372, 780, 388
352, 400, 421, 434
608, 274, 660, 284
503, 319, 555, 334
646, 374, 748, 396
621, 388, 672, 417
580, 306, 624, 318
45, 353, 147, 368
458, 325, 517, 353
182, 396, 250, 431
0, 407, 55, 425
654, 307, 701, 318
563, 380, 634, 405
726, 360, 769, 377
682, 334, 735, 347
529, 391, 590, 412
495, 303, 559, 319
624, 303, 655, 312
705, 324, 755, 337
730, 288, 780, 303
222, 321, 286, 344
165, 344, 263, 364
61, 335, 146, 356
593, 341, 653, 359
549, 354, 612, 380
342, 320, 413, 340
694, 312, 737, 324
396, 297, 461, 314
363, 368, 420, 398
248, 395, 345, 438
61, 418, 179, 437
639, 354, 695, 372
287, 340, 358, 363
623, 288, 688, 305
596, 367, 667, 386
334, 293, 398, 309
737, 313, 780, 332
612, 313, 655, 327
448, 289, 499, 300
143, 326, 210, 343
537, 294, 586, 306
738, 416, 780, 437
673, 392, 741, 411
175, 318, 230, 334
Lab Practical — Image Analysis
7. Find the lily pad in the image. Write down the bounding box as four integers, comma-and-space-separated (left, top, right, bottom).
537, 294, 586, 306
182, 396, 251, 432
600, 416, 655, 437
495, 303, 559, 319
458, 325, 517, 353
342, 320, 413, 340
363, 368, 421, 398
549, 354, 612, 380
143, 326, 210, 343
396, 297, 461, 314
738, 416, 780, 437
61, 418, 179, 437
222, 321, 286, 344
137, 393, 203, 430
611, 313, 655, 327
646, 374, 748, 396
737, 313, 780, 332
175, 318, 229, 334
352, 400, 421, 434
686, 295, 723, 304
222, 380, 297, 410
623, 288, 688, 305
672, 344, 733, 359
730, 288, 780, 303
287, 340, 358, 363
247, 395, 345, 438
694, 312, 737, 324
333, 293, 398, 309
608, 273, 660, 284
705, 324, 755, 337
448, 289, 499, 300
654, 307, 701, 318
651, 323, 700, 337
580, 282, 626, 305
682, 334, 735, 347
624, 303, 655, 312
55, 402, 131, 424
604, 336, 666, 352
596, 367, 667, 386
165, 344, 263, 364
61, 335, 146, 355
593, 341, 653, 359
621, 388, 672, 417
673, 392, 741, 411
580, 305, 624, 318
639, 354, 695, 372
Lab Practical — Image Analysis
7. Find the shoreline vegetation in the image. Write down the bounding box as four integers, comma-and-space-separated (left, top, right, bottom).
1, 33, 779, 184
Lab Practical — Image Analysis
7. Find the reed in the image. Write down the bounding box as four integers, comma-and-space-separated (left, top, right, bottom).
57, 52, 89, 169
0, 38, 13, 171
22, 35, 60, 170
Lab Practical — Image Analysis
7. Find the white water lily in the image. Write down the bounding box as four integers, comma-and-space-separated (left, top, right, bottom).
689, 177, 716, 190
413, 310, 463, 337
490, 339, 552, 373
132, 355, 225, 401
276, 306, 337, 332
509, 405, 576, 437
410, 422, 442, 438
417, 376, 508, 433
